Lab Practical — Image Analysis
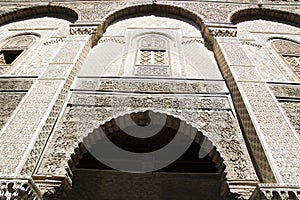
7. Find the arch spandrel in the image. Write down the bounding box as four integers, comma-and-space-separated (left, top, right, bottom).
36, 94, 258, 187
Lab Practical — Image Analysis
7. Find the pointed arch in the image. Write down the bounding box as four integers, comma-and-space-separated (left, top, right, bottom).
101, 3, 205, 35
68, 110, 225, 175
0, 5, 78, 26
230, 7, 300, 28
64, 110, 228, 199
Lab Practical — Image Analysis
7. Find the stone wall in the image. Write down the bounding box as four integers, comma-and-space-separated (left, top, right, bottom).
64, 170, 221, 200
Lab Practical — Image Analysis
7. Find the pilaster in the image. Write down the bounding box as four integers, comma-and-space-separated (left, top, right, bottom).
213, 26, 300, 187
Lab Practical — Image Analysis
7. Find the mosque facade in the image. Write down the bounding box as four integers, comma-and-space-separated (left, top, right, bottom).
0, 0, 300, 199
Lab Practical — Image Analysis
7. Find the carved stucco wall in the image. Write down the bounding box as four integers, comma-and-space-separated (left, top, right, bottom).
269, 84, 300, 136
214, 17, 300, 186
79, 15, 222, 79
0, 1, 299, 27
0, 15, 89, 180
0, 79, 34, 131
280, 102, 300, 135
237, 20, 300, 178
34, 15, 260, 200
237, 19, 300, 82
0, 17, 71, 76
0, 1, 300, 199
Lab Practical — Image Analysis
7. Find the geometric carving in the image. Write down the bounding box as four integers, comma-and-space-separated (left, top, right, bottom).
135, 35, 169, 76
214, 42, 277, 183
74, 78, 229, 94
137, 50, 167, 66
240, 82, 300, 183
241, 38, 291, 81
241, 41, 262, 48
140, 36, 167, 48
280, 102, 300, 135
98, 37, 125, 44
269, 84, 300, 99
0, 93, 25, 130
41, 64, 71, 79
70, 26, 98, 35
209, 28, 237, 37
181, 38, 204, 45
19, 39, 91, 176
0, 78, 32, 131
37, 93, 258, 186
43, 38, 64, 46
0, 80, 62, 175
221, 43, 252, 66
134, 65, 170, 76
233, 66, 261, 81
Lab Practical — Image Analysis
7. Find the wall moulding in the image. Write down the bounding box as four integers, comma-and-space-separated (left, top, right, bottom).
73, 78, 229, 94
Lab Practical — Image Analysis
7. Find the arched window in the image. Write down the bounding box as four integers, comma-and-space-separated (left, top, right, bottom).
134, 35, 170, 76
0, 34, 38, 74
272, 39, 300, 78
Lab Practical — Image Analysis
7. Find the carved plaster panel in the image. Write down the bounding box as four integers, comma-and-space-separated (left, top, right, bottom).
41, 64, 72, 79
20, 37, 91, 176
280, 102, 300, 136
240, 82, 300, 183
0, 80, 62, 175
0, 93, 25, 131
37, 93, 258, 185
219, 42, 252, 66
232, 66, 262, 81
14, 41, 63, 76
0, 79, 33, 90
237, 19, 300, 35
51, 41, 84, 64
56, 1, 252, 24
103, 15, 202, 38
214, 41, 277, 183
241, 42, 288, 81
162, 1, 252, 23
74, 78, 229, 94
269, 84, 300, 99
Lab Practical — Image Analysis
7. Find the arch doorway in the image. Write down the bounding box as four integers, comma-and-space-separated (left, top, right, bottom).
64, 111, 223, 200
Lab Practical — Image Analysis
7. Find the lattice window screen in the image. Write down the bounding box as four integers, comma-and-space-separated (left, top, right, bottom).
137, 50, 167, 66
